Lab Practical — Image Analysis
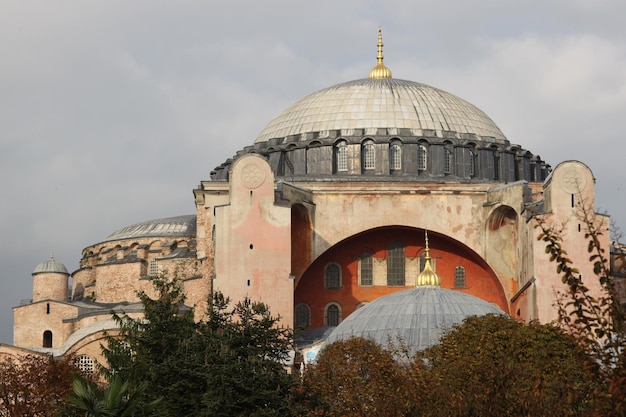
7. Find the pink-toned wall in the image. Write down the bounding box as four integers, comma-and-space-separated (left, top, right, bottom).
211, 155, 293, 327
532, 161, 609, 323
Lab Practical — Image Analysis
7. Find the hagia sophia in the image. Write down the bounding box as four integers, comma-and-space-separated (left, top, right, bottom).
1, 29, 616, 370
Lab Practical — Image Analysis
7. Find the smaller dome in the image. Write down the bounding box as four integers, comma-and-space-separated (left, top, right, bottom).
104, 214, 197, 242
324, 286, 504, 354
33, 255, 69, 276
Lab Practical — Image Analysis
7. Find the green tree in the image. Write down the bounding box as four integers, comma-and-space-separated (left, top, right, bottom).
419, 314, 597, 417
200, 293, 294, 417
58, 376, 159, 417
102, 275, 202, 416
0, 353, 79, 417
101, 275, 295, 417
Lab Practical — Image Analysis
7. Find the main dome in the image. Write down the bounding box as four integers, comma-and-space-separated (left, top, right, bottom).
255, 78, 507, 144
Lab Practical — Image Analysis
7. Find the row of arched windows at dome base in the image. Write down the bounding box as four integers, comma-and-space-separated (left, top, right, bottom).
266, 139, 549, 182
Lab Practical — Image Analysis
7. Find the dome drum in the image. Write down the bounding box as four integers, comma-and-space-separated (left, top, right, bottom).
211, 132, 549, 183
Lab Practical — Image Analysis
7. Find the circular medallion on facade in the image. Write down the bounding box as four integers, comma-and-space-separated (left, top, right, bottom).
560, 167, 587, 194
240, 162, 266, 189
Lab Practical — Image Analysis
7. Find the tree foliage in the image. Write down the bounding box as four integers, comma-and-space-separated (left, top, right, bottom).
294, 337, 420, 417
57, 375, 159, 417
101, 275, 295, 417
200, 292, 295, 417
419, 314, 597, 417
298, 315, 596, 417
0, 353, 79, 417
102, 275, 201, 416
535, 203, 626, 416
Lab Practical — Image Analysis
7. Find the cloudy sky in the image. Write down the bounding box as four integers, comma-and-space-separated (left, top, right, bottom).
1, 0, 625, 343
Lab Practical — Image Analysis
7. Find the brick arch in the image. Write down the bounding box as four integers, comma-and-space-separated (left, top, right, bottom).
294, 226, 508, 330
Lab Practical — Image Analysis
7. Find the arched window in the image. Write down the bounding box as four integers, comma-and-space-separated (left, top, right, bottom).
295, 304, 311, 329
43, 330, 52, 348
335, 140, 348, 172
493, 150, 500, 180
469, 150, 476, 177
387, 242, 405, 286
360, 252, 373, 286
75, 355, 95, 376
325, 263, 341, 289
390, 143, 402, 170
418, 145, 427, 171
325, 303, 342, 326
455, 266, 466, 288
362, 140, 375, 170
444, 148, 452, 174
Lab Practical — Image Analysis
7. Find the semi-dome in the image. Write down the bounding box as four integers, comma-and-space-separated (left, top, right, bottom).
33, 255, 69, 275
255, 78, 506, 144
324, 286, 504, 354
104, 214, 197, 242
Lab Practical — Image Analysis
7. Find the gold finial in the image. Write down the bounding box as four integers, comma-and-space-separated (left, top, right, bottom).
368, 27, 392, 79
416, 230, 441, 286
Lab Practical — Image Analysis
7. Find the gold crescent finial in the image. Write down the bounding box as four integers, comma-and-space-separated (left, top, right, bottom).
368, 27, 392, 79
416, 230, 441, 287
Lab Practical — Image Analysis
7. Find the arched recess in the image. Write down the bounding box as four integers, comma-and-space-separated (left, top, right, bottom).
294, 226, 508, 330
291, 204, 312, 281
486, 205, 519, 281
43, 330, 53, 348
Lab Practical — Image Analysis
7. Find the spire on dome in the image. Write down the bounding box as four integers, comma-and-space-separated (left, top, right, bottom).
368, 27, 392, 79
416, 230, 441, 286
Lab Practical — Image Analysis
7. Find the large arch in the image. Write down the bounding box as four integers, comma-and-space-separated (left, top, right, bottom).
294, 226, 508, 330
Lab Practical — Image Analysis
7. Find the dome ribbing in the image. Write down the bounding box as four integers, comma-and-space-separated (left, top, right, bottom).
324, 286, 504, 354
255, 78, 506, 144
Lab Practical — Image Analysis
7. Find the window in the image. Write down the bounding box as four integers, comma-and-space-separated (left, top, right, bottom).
295, 304, 311, 328
362, 140, 375, 170
325, 303, 342, 326
149, 258, 159, 277
390, 143, 402, 170
335, 141, 348, 172
325, 263, 341, 289
360, 252, 373, 286
387, 242, 405, 286
444, 148, 452, 174
493, 149, 500, 180
418, 145, 427, 171
75, 355, 95, 375
469, 150, 476, 177
43, 330, 52, 348
455, 266, 466, 288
